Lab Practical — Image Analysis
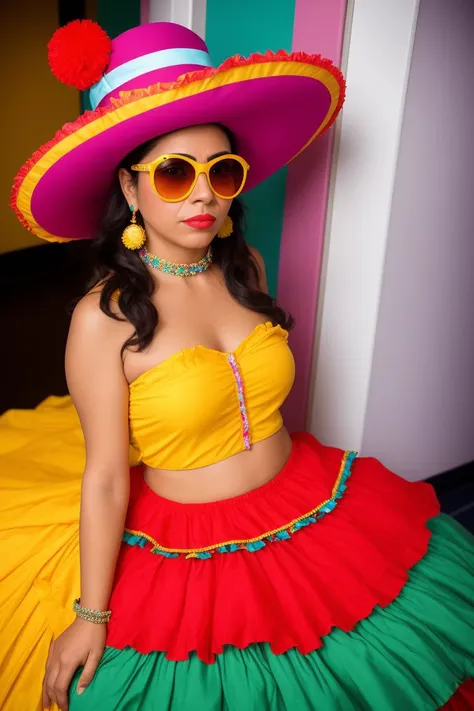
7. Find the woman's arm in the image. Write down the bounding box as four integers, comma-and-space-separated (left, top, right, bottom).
69, 295, 131, 614
43, 292, 132, 711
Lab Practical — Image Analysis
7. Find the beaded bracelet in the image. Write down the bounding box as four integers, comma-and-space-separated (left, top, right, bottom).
73, 598, 112, 624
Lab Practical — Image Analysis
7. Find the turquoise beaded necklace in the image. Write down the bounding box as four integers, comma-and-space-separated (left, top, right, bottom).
139, 245, 213, 277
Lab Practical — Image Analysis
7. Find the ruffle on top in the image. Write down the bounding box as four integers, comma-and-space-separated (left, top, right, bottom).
106, 432, 440, 663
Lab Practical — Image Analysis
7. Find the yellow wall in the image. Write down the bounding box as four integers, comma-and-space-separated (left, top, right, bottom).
1, 0, 81, 254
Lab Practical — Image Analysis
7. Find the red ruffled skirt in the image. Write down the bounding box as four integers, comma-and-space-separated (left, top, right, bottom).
98, 432, 474, 710
109, 432, 439, 660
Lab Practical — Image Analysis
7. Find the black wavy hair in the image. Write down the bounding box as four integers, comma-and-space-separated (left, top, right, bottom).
83, 129, 294, 357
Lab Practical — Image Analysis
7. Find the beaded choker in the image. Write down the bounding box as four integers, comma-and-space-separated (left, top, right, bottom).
139, 245, 213, 277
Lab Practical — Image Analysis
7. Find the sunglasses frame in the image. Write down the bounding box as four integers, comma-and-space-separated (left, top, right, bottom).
131, 153, 250, 203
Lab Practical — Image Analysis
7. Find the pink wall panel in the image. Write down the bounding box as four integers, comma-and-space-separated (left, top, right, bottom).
278, 0, 347, 432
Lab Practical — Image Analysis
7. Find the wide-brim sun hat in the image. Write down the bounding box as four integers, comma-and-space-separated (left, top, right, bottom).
11, 20, 346, 244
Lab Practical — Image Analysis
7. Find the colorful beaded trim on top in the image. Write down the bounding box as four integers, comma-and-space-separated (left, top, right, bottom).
122, 450, 357, 559
139, 245, 213, 276
227, 354, 251, 450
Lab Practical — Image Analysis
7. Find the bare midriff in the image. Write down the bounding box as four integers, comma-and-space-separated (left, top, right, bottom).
143, 427, 293, 503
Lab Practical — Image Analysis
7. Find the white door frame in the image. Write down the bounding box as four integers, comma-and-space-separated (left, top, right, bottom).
145, 0, 207, 38
308, 0, 421, 451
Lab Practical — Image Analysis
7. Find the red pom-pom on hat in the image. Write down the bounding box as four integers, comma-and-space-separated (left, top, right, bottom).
48, 19, 112, 90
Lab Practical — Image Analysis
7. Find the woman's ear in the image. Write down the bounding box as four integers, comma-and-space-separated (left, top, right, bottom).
118, 168, 138, 209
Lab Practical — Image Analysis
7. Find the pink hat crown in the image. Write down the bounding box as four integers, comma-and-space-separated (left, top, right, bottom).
90, 23, 214, 108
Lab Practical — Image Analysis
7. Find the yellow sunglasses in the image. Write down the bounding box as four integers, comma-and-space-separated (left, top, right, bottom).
131, 153, 250, 202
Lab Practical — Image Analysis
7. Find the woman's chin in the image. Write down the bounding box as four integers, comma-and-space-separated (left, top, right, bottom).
179, 230, 216, 249
147, 229, 216, 254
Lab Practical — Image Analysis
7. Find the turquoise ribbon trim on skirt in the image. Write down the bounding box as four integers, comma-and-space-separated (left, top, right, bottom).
121, 450, 357, 559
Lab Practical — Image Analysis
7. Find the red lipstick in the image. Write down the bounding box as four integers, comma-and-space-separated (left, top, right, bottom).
183, 214, 216, 229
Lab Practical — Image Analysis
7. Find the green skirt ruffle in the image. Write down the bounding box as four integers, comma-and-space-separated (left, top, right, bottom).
69, 514, 474, 710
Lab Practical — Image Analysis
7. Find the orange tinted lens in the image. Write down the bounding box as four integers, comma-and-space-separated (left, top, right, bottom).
209, 158, 245, 197
153, 158, 195, 199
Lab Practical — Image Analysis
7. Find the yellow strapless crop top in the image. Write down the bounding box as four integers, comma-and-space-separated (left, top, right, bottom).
128, 322, 295, 470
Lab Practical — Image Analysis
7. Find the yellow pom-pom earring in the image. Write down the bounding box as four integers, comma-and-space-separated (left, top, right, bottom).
122, 205, 146, 250
217, 215, 233, 239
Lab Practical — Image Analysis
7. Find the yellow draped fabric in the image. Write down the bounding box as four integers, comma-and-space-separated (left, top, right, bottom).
0, 396, 139, 710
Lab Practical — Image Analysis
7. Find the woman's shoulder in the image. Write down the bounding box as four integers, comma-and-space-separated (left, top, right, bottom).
67, 291, 132, 378
70, 292, 111, 339
66, 288, 132, 405
70, 284, 124, 339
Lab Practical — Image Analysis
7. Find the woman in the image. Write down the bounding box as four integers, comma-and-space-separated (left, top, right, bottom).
2, 19, 474, 711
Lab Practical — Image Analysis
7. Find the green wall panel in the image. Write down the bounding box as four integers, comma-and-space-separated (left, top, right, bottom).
205, 0, 296, 296
97, 0, 141, 37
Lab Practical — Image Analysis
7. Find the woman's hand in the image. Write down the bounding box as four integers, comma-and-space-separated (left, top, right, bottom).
42, 617, 106, 711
